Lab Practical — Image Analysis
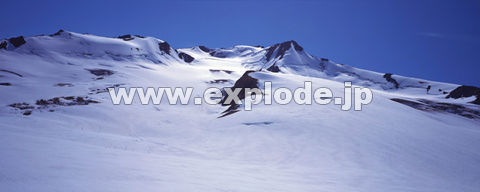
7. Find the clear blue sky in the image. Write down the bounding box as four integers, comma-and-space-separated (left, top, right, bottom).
2, 0, 479, 86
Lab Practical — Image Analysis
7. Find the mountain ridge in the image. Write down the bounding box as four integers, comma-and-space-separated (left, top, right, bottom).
0, 30, 478, 105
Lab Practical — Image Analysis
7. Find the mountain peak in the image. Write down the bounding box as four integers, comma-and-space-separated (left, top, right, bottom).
265, 40, 304, 61
282, 40, 303, 51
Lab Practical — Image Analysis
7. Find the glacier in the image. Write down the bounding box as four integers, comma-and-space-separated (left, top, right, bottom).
0, 30, 479, 192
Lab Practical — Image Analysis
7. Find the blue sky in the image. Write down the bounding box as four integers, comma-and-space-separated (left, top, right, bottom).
2, 0, 479, 86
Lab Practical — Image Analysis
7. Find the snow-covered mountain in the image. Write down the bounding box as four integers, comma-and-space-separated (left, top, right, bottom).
1, 30, 479, 192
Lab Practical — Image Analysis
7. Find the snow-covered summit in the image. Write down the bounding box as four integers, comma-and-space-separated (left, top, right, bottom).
1, 30, 187, 65
1, 30, 477, 102
1, 30, 477, 99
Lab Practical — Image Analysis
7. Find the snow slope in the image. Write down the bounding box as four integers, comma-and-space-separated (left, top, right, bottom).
0, 31, 479, 192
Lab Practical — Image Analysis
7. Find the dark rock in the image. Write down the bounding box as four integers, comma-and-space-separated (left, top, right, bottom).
36, 96, 99, 107
178, 52, 194, 63
265, 40, 303, 61
134, 35, 145, 38
55, 83, 74, 87
383, 73, 399, 89
226, 70, 259, 99
64, 96, 75, 100
51, 97, 63, 105
209, 69, 233, 74
9, 102, 34, 110
8, 36, 26, 48
10, 96, 99, 115
36, 99, 49, 105
243, 122, 273, 126
118, 34, 134, 41
446, 85, 480, 105
319, 62, 326, 71
75, 96, 84, 103
198, 46, 211, 52
265, 47, 276, 61
446, 85, 480, 99
321, 58, 329, 62
391, 98, 480, 119
50, 29, 65, 36
86, 69, 114, 76
158, 41, 171, 54
267, 64, 281, 72
391, 98, 424, 109
218, 110, 239, 118
208, 79, 233, 84
209, 51, 227, 58
0, 82, 11, 86
88, 84, 124, 94
35, 99, 48, 105
0, 41, 7, 50
220, 70, 259, 115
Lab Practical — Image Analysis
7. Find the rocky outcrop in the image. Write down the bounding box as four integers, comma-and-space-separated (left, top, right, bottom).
178, 52, 194, 63
50, 29, 65, 37
9, 96, 100, 116
265, 40, 303, 61
383, 73, 399, 89
198, 46, 211, 53
219, 70, 259, 117
209, 51, 227, 58
117, 34, 144, 40
0, 41, 7, 50
391, 98, 480, 119
159, 41, 172, 55
118, 34, 134, 41
86, 69, 114, 76
266, 64, 281, 72
208, 79, 233, 84
446, 85, 480, 105
8, 36, 26, 48
209, 69, 233, 74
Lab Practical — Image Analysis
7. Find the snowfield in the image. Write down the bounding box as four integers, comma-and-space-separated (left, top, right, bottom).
0, 31, 479, 192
